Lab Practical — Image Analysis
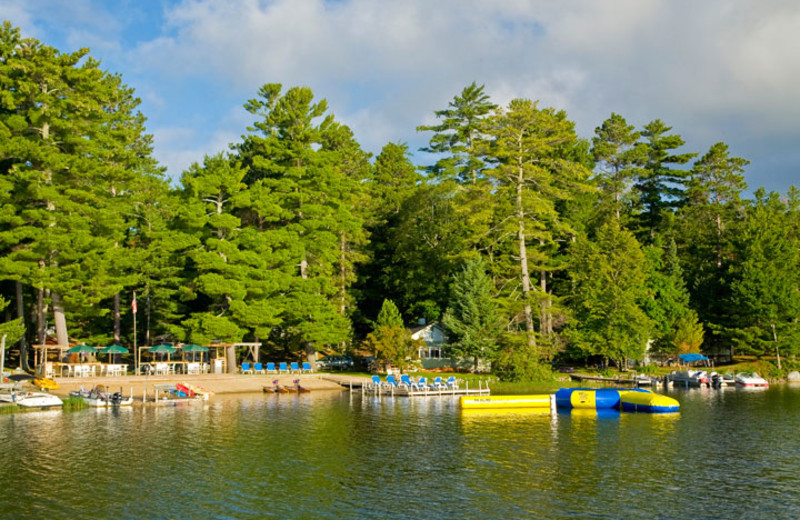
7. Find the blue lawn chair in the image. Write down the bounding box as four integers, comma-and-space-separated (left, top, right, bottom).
290, 362, 300, 373
266, 362, 276, 373
445, 376, 458, 389
254, 362, 264, 374
384, 375, 399, 389
370, 375, 381, 389
279, 362, 288, 374
431, 376, 445, 390
414, 376, 429, 391
241, 363, 253, 374
302, 362, 312, 373
400, 374, 413, 389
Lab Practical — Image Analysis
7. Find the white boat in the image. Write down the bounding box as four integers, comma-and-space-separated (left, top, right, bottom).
668, 370, 710, 387
735, 372, 769, 388
71, 387, 134, 407
0, 391, 63, 408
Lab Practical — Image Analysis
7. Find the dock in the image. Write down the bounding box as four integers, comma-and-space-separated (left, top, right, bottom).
358, 380, 491, 397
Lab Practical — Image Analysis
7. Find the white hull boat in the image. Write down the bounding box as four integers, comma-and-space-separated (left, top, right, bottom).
669, 370, 710, 387
0, 391, 63, 408
735, 372, 769, 388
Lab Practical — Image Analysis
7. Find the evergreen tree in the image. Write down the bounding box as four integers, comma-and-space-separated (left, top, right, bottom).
633, 119, 695, 240
591, 113, 646, 223
567, 222, 653, 368
730, 190, 800, 366
365, 299, 420, 373
442, 258, 501, 371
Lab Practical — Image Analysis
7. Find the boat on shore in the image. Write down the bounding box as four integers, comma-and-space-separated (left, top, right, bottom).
0, 390, 63, 408
70, 386, 133, 407
734, 372, 769, 388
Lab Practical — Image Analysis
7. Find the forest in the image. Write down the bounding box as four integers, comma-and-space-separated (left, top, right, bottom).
2, 21, 799, 379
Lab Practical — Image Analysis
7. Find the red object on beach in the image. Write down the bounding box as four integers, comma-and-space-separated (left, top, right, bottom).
175, 383, 194, 397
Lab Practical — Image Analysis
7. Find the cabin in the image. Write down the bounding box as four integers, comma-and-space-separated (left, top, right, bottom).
409, 321, 490, 372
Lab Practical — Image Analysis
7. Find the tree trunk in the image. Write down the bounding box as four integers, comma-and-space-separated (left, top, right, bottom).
225, 345, 237, 374
51, 292, 69, 347
113, 293, 121, 343
16, 281, 31, 371
37, 287, 46, 345
772, 322, 781, 370
305, 342, 316, 368
516, 165, 536, 349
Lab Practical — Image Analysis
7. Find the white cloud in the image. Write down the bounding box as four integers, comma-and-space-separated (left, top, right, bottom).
8, 0, 800, 190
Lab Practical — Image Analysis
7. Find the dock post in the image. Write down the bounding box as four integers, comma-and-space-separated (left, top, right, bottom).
550, 394, 556, 414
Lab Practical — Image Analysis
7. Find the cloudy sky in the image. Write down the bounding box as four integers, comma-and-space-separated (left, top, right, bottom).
3, 0, 799, 192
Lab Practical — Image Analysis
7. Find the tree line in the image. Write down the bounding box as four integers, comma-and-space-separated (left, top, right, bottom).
1, 22, 798, 377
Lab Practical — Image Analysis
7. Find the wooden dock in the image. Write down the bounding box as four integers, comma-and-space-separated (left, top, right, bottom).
569, 373, 635, 384
359, 381, 491, 397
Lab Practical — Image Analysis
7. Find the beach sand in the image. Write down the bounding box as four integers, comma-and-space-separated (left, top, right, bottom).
46, 373, 368, 399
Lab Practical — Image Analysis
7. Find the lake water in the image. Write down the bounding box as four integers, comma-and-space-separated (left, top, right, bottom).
1, 385, 799, 519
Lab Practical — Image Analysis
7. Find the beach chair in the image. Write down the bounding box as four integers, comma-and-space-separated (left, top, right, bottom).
266, 362, 276, 374
413, 376, 429, 391
290, 362, 300, 373
400, 374, 413, 389
302, 362, 312, 373
431, 376, 445, 390
241, 363, 253, 374
370, 375, 381, 390
254, 363, 265, 374
445, 376, 459, 390
279, 362, 288, 374
383, 375, 399, 389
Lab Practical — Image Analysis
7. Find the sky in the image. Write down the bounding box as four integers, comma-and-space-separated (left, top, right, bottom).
3, 0, 800, 192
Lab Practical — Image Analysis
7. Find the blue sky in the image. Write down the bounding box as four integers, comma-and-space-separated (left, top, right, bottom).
3, 0, 800, 193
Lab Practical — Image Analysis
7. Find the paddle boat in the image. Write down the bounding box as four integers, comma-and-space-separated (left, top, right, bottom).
734, 372, 769, 388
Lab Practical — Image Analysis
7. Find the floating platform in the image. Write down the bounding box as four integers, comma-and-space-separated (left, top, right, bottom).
461, 394, 552, 409
555, 387, 679, 413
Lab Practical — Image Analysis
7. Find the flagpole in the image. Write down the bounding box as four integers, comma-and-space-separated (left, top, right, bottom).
132, 291, 138, 376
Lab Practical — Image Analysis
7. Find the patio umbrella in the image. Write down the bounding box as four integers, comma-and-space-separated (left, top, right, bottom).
67, 344, 97, 354
101, 344, 129, 364
181, 344, 208, 361
149, 344, 176, 354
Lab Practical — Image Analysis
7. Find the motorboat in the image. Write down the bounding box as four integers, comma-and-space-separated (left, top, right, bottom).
735, 372, 769, 388
71, 386, 133, 407
0, 391, 63, 408
668, 370, 710, 387
710, 372, 736, 388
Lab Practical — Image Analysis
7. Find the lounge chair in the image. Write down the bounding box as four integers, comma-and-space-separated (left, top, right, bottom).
302, 362, 312, 373
445, 376, 459, 389
241, 363, 253, 374
413, 376, 429, 391
290, 362, 300, 373
431, 376, 445, 390
254, 363, 265, 374
400, 374, 413, 389
279, 362, 288, 374
383, 375, 399, 389
266, 362, 276, 373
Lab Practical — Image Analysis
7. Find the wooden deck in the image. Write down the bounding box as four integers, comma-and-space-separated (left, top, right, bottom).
359, 382, 491, 397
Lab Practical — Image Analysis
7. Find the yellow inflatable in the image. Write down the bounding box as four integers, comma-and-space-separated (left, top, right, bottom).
33, 377, 59, 390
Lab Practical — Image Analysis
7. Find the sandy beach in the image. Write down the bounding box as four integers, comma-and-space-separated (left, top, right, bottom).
46, 372, 369, 399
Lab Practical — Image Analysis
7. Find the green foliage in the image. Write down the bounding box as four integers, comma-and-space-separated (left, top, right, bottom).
442, 258, 502, 371
494, 342, 554, 382
567, 221, 653, 367
376, 300, 403, 329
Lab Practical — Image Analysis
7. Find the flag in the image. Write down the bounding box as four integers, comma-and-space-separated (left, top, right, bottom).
132, 292, 138, 314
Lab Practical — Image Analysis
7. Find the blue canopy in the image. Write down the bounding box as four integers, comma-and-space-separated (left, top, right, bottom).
679, 353, 709, 362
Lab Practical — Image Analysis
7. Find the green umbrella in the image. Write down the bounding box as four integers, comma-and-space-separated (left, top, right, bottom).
181, 344, 208, 353
149, 344, 176, 354
67, 344, 97, 354
100, 344, 129, 354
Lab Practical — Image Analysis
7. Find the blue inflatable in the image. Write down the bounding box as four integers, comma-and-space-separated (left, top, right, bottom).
555, 388, 679, 414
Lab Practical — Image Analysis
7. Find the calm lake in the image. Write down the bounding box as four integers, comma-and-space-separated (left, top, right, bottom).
1, 384, 799, 519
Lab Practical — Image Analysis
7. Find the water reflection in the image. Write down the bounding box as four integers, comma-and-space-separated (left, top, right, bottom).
2, 387, 800, 519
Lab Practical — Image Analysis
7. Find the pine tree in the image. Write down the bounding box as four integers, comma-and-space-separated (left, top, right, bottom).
442, 258, 501, 371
